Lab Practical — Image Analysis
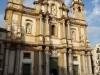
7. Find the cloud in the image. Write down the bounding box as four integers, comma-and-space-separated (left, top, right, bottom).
87, 26, 100, 48
85, 0, 100, 25
0, 14, 5, 28
85, 0, 100, 47
64, 0, 71, 7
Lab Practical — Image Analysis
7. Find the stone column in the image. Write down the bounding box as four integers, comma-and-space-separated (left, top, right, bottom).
31, 52, 34, 75
67, 21, 71, 39
4, 43, 10, 75
63, 19, 66, 38
64, 51, 67, 75
82, 51, 86, 75
68, 49, 73, 75
46, 16, 49, 36
40, 15, 43, 35
38, 51, 43, 75
15, 45, 20, 75
88, 52, 93, 75
45, 16, 50, 43
45, 51, 50, 75
67, 21, 72, 47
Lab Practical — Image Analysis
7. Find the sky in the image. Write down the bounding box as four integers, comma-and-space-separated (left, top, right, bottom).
0, 0, 100, 48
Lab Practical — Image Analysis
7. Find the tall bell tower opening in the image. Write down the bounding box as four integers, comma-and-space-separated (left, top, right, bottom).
70, 0, 85, 20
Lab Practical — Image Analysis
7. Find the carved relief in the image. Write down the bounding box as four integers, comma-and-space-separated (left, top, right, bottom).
52, 49, 59, 56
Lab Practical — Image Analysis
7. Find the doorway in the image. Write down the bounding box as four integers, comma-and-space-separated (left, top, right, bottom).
73, 65, 79, 75
50, 57, 59, 75
22, 63, 31, 75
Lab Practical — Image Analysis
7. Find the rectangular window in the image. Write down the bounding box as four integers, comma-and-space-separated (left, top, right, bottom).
0, 33, 2, 38
0, 44, 1, 54
97, 48, 100, 53
98, 54, 100, 59
98, 61, 100, 66
23, 52, 31, 59
0, 60, 2, 68
73, 56, 78, 61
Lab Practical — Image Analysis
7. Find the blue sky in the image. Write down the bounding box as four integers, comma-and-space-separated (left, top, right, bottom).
0, 0, 100, 48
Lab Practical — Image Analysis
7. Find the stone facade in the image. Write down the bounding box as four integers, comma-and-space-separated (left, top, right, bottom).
0, 0, 93, 75
93, 44, 100, 75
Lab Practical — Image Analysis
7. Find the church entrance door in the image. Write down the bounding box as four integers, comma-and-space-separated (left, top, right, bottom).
22, 63, 31, 75
50, 57, 59, 75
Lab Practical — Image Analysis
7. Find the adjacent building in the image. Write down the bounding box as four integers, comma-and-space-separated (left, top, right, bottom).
0, 0, 93, 75
93, 44, 100, 75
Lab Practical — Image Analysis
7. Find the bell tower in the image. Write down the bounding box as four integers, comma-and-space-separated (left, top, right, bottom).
70, 0, 85, 20
5, 0, 23, 28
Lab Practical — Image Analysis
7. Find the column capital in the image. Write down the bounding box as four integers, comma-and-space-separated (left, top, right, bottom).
82, 51, 85, 55
6, 43, 10, 49
68, 49, 72, 54
45, 51, 50, 55
61, 49, 67, 53
87, 52, 91, 55
17, 44, 20, 49
67, 20, 70, 25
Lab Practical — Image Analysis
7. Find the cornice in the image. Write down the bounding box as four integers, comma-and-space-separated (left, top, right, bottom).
70, 1, 84, 8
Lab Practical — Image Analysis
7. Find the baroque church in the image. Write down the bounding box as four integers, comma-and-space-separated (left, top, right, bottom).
0, 0, 93, 75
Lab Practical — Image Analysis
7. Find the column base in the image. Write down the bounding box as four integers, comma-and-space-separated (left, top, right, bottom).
64, 73, 68, 75
45, 73, 50, 75
38, 73, 43, 75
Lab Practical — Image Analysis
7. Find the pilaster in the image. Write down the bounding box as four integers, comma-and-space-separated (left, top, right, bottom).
68, 49, 73, 75
4, 43, 10, 75
45, 15, 50, 45
67, 21, 72, 47
87, 52, 93, 75
14, 44, 20, 75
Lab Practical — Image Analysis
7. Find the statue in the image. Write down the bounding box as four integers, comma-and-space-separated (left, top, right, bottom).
81, 34, 84, 42
18, 25, 22, 33
72, 31, 76, 41
26, 23, 31, 33
7, 24, 12, 31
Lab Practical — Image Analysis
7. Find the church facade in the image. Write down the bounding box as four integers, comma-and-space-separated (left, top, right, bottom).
0, 0, 93, 75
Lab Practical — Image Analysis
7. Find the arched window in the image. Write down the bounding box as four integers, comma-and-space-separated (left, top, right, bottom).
78, 6, 81, 12
72, 31, 76, 41
51, 25, 55, 36
26, 23, 31, 34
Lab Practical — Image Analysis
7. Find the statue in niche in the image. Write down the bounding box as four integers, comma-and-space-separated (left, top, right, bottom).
26, 23, 31, 33
72, 31, 76, 41
52, 6, 56, 16
80, 34, 85, 47
12, 20, 18, 33
7, 24, 12, 31
81, 34, 84, 42
18, 25, 22, 33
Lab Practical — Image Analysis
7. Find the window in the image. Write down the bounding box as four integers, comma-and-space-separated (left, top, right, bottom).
26, 23, 31, 34
51, 25, 55, 36
78, 7, 81, 12
98, 61, 100, 66
73, 56, 78, 61
98, 54, 100, 59
0, 44, 1, 54
0, 60, 2, 68
23, 52, 31, 59
97, 48, 100, 53
0, 33, 2, 38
